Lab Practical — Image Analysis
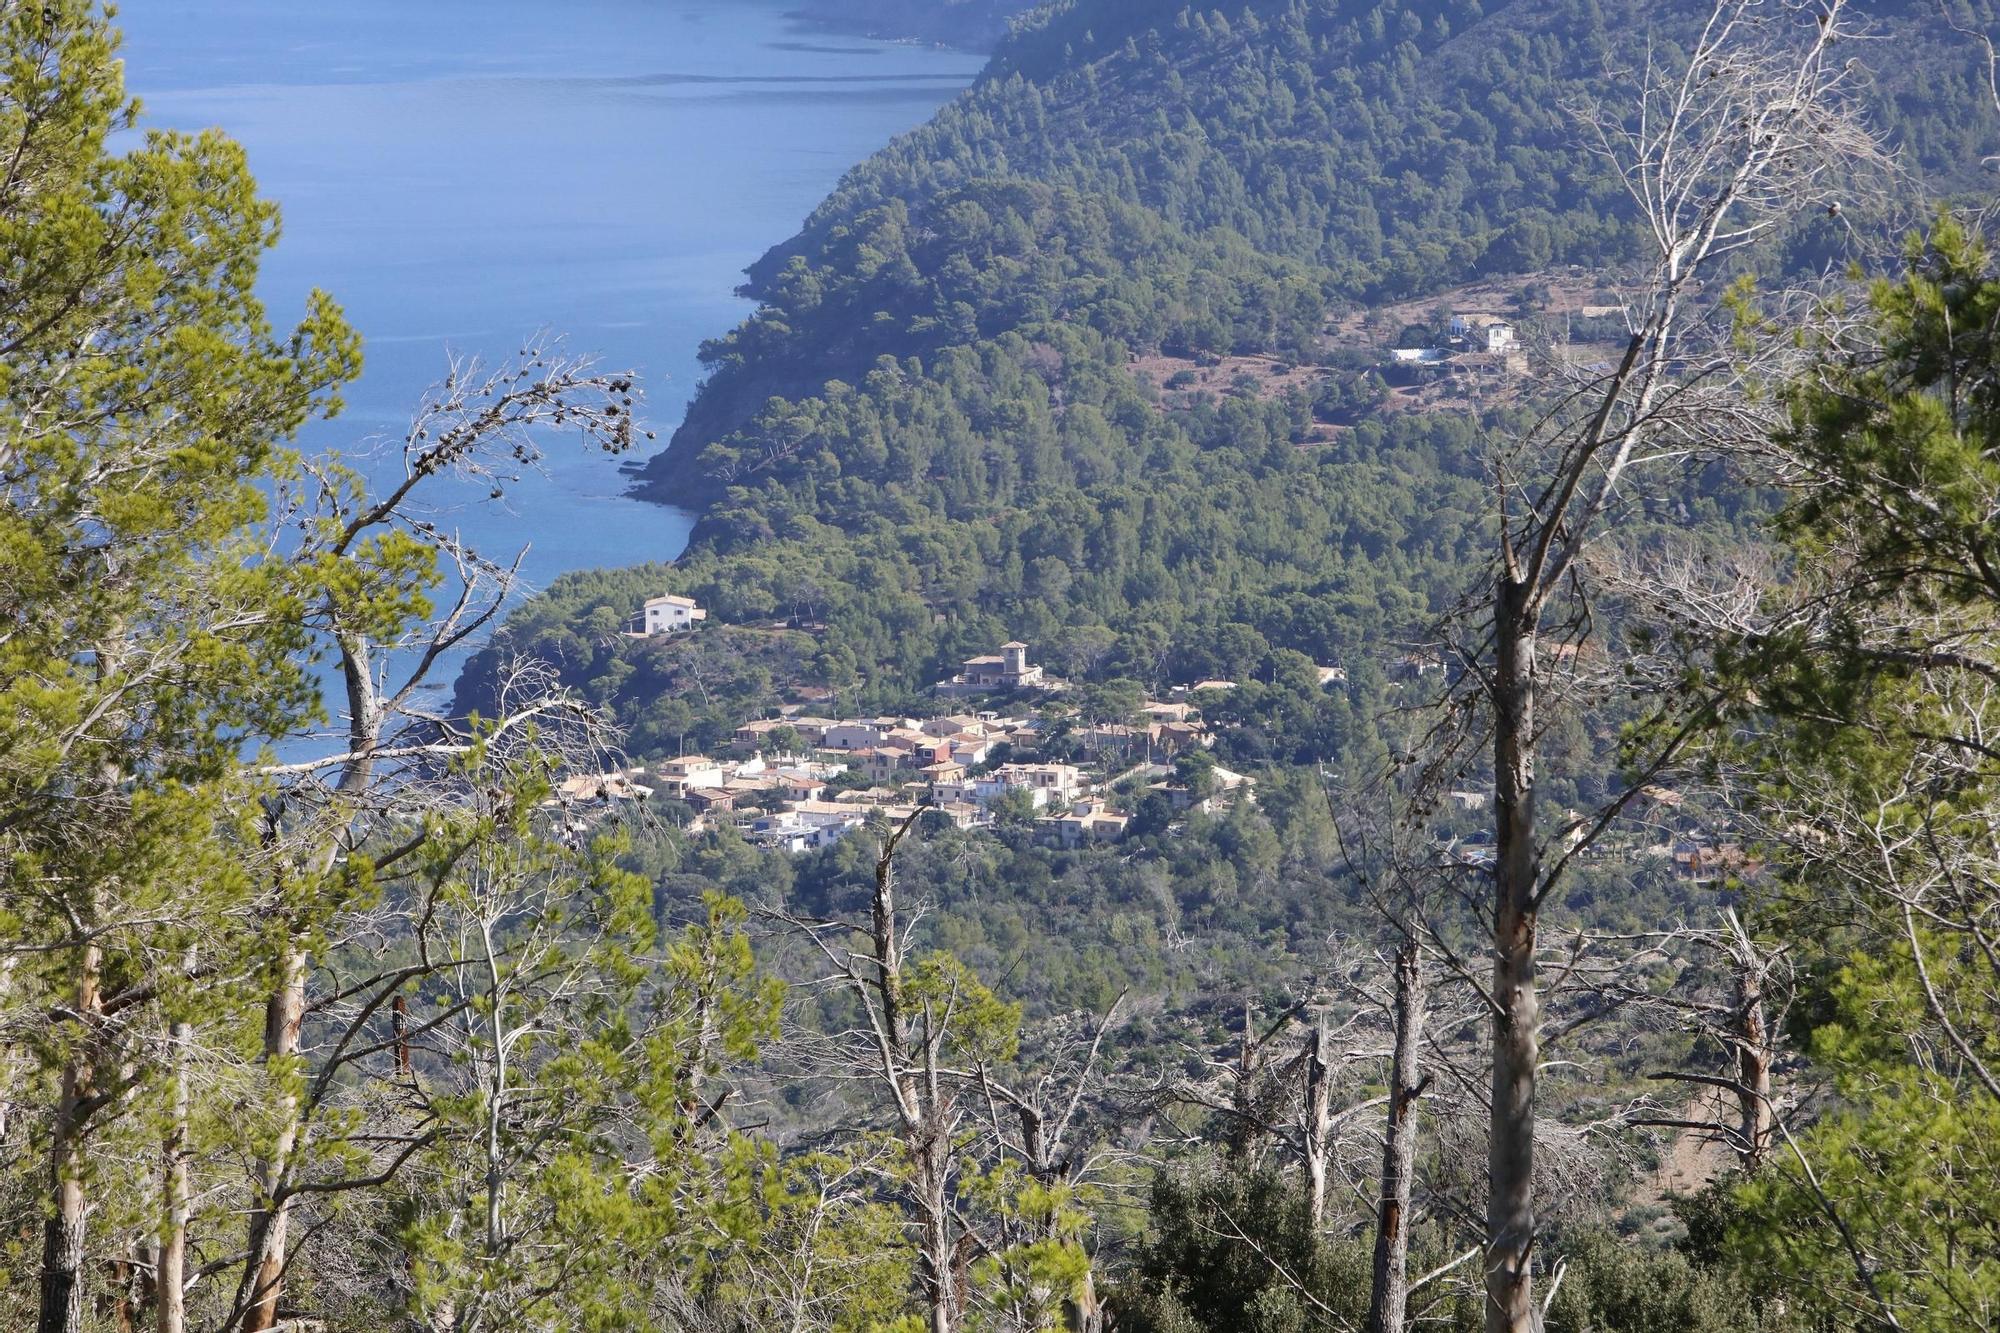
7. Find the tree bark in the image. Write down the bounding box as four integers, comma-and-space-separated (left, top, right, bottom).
1486, 578, 1540, 1333
0, 954, 18, 1145
917, 1124, 955, 1333
38, 939, 101, 1333
481, 916, 508, 1279
239, 944, 305, 1332
37, 1166, 89, 1333
239, 644, 378, 1331
158, 966, 192, 1333
110, 1255, 139, 1333
1733, 963, 1773, 1171
1303, 1010, 1333, 1229
1368, 940, 1428, 1333
870, 818, 958, 1333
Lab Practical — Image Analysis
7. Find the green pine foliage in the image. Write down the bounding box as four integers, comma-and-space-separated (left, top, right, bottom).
493, 0, 1998, 752
1706, 222, 2000, 1332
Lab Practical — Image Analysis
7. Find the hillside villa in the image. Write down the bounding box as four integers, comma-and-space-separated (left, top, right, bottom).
640, 593, 707, 636
937, 640, 1048, 697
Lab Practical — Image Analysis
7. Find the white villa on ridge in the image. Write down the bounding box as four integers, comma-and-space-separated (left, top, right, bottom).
937, 641, 1047, 697
642, 593, 708, 636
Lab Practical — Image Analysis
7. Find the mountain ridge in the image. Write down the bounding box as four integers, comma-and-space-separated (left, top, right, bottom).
466, 0, 2000, 744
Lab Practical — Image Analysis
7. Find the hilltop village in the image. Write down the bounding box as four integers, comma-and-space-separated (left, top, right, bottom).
567, 594, 1746, 882
564, 609, 1264, 852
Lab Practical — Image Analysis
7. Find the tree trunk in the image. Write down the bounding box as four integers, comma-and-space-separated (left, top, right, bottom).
159, 978, 192, 1333
240, 943, 306, 1332
38, 1172, 88, 1333
1368, 940, 1428, 1333
239, 641, 379, 1331
480, 917, 508, 1274
0, 954, 19, 1145
914, 1015, 958, 1333
1486, 579, 1540, 1333
1062, 1273, 1103, 1333
1303, 1010, 1333, 1229
918, 1133, 955, 1333
392, 993, 412, 1080
38, 940, 101, 1333
872, 820, 957, 1333
110, 1255, 143, 1333
1733, 965, 1773, 1171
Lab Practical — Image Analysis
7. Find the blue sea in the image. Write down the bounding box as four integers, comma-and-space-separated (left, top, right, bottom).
120, 0, 981, 591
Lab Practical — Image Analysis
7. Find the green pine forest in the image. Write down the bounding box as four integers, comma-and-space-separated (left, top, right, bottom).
13, 0, 2000, 1329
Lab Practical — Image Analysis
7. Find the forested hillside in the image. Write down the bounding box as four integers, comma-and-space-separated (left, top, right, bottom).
512, 0, 1998, 735
16, 1, 2000, 1331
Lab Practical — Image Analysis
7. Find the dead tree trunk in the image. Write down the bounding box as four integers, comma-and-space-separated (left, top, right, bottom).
1732, 951, 1774, 1171
1485, 581, 1541, 1333
1368, 940, 1429, 1333
863, 812, 960, 1333
1456, 10, 1871, 1326
915, 1075, 955, 1333
1303, 1011, 1333, 1229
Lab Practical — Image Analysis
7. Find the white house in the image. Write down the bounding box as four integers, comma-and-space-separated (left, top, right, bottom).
642, 594, 708, 635
937, 641, 1047, 696
654, 755, 726, 798
823, 721, 888, 751
1443, 314, 1516, 354
1041, 802, 1130, 849
992, 762, 1085, 804
749, 809, 868, 854
936, 774, 1051, 811
951, 735, 996, 767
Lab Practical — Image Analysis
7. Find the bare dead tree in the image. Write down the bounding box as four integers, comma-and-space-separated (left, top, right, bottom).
1302, 1007, 1337, 1229
1142, 979, 1387, 1203
776, 809, 963, 1333
1332, 769, 1487, 1333
770, 810, 1127, 1333
962, 1000, 1129, 1333
229, 340, 641, 1332
1403, 5, 1886, 1327
1366, 938, 1429, 1333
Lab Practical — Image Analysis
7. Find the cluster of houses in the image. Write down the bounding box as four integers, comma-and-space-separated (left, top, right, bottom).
584, 612, 1757, 878
548, 691, 1256, 856
555, 628, 1271, 853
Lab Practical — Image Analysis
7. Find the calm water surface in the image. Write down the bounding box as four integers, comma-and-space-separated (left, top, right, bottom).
120, 1, 980, 589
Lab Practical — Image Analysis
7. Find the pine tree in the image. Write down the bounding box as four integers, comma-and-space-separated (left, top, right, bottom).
0, 4, 359, 1328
